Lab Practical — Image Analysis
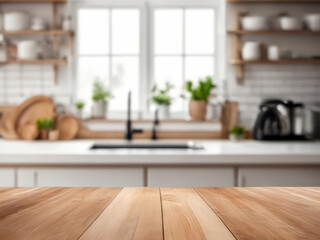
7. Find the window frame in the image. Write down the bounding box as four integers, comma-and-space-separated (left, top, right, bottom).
72, 0, 224, 119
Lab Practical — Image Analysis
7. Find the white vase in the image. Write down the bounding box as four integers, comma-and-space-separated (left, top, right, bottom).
92, 100, 107, 118
158, 105, 170, 119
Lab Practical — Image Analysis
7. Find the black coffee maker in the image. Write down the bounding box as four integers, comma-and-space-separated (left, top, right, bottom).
253, 99, 307, 141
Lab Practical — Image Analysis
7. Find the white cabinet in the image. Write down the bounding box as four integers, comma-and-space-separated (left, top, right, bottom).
0, 168, 15, 187
148, 167, 234, 187
17, 167, 144, 187
238, 167, 320, 187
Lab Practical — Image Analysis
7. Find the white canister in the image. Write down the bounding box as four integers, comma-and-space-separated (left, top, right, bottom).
4, 12, 30, 31
267, 45, 280, 61
18, 40, 38, 60
242, 42, 261, 60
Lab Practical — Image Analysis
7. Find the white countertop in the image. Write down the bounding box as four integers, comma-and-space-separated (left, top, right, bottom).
0, 139, 319, 166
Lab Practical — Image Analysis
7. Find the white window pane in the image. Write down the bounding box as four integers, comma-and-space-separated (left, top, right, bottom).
78, 9, 109, 55
154, 9, 183, 54
154, 57, 183, 111
185, 9, 214, 54
77, 57, 110, 112
110, 57, 139, 111
112, 9, 140, 54
185, 57, 214, 83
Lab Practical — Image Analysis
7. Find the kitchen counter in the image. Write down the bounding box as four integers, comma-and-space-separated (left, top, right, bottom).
0, 139, 320, 166
0, 187, 319, 239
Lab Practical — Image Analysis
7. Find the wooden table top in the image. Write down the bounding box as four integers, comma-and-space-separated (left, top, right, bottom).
0, 187, 319, 240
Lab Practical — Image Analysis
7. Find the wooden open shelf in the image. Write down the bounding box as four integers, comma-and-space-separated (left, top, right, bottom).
4, 59, 67, 65
228, 0, 320, 2
0, 0, 66, 3
0, 29, 74, 35
231, 59, 320, 65
228, 30, 320, 35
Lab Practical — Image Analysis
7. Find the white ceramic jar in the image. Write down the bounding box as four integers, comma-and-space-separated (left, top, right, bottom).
242, 42, 261, 60
279, 17, 302, 30
18, 40, 38, 60
305, 13, 320, 31
4, 12, 30, 31
267, 45, 280, 61
241, 16, 269, 30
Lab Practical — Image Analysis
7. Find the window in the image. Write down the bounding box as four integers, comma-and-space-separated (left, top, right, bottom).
75, 4, 217, 117
77, 8, 140, 113
153, 8, 215, 112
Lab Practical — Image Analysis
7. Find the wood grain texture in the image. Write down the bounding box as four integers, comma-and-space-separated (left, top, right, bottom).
80, 187, 163, 240
0, 187, 121, 240
161, 188, 235, 240
196, 187, 320, 240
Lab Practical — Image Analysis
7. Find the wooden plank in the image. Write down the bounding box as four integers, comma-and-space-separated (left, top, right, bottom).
80, 187, 163, 240
196, 187, 320, 240
0, 187, 121, 240
161, 188, 235, 240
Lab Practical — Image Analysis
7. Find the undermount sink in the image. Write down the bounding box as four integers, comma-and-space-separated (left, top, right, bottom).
90, 142, 203, 150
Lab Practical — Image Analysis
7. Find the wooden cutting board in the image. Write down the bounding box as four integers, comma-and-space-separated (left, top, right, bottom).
0, 187, 319, 240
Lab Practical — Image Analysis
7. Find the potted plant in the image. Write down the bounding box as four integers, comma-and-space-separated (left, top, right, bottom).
75, 101, 85, 119
36, 118, 54, 140
229, 126, 246, 141
92, 81, 112, 118
185, 76, 216, 121
151, 82, 174, 119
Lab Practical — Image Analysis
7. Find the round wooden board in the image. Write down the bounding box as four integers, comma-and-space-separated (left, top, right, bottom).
56, 115, 80, 140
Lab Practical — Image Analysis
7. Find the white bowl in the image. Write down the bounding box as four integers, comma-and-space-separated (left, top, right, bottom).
241, 16, 269, 31
4, 12, 30, 31
305, 13, 320, 31
279, 17, 302, 30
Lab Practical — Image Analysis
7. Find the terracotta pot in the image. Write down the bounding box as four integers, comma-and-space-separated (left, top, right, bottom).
48, 129, 59, 141
40, 129, 48, 140
189, 100, 207, 121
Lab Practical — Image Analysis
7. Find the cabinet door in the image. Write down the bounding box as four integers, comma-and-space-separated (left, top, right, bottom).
0, 168, 15, 187
17, 167, 144, 187
238, 167, 320, 187
148, 167, 234, 187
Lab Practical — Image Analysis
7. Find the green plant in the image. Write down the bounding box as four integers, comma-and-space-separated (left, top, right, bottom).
92, 82, 112, 102
36, 118, 54, 130
185, 76, 216, 101
76, 101, 85, 109
230, 126, 246, 136
151, 82, 174, 106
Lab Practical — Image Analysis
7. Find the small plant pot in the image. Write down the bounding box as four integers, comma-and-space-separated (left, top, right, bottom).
189, 100, 207, 121
229, 134, 243, 142
76, 108, 83, 119
48, 130, 59, 141
40, 129, 48, 140
92, 100, 107, 118
158, 105, 170, 119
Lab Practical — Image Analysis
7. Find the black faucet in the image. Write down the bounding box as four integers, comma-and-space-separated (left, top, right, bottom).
151, 109, 159, 140
125, 91, 143, 141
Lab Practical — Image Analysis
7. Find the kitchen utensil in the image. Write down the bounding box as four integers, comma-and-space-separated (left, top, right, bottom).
17, 123, 39, 140
267, 45, 280, 60
4, 12, 30, 31
305, 13, 320, 31
242, 41, 261, 60
279, 16, 302, 30
17, 40, 38, 60
253, 99, 308, 141
56, 114, 80, 140
241, 16, 269, 30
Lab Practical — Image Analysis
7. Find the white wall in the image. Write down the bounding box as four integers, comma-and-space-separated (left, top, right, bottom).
226, 3, 320, 128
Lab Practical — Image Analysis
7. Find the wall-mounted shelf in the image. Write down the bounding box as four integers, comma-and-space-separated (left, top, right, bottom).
0, 30, 74, 35
231, 59, 320, 65
0, 0, 73, 85
228, 30, 320, 35
228, 0, 320, 3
